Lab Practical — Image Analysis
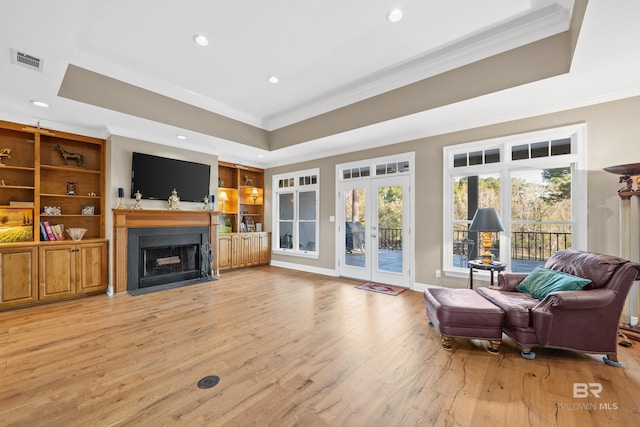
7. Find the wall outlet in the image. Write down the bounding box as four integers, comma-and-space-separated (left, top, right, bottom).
435, 269, 441, 278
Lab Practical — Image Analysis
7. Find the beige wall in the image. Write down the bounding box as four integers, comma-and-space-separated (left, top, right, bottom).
266, 95, 640, 287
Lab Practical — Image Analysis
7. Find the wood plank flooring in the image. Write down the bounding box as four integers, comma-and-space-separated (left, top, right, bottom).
1, 266, 639, 426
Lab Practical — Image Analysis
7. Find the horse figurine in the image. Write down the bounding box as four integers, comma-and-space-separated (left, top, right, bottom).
55, 144, 84, 168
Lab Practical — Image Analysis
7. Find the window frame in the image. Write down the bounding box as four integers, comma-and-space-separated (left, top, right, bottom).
442, 124, 587, 278
272, 168, 320, 258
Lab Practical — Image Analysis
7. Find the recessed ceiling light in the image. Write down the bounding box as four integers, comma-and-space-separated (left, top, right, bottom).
31, 100, 49, 108
193, 34, 209, 47
257, 154, 264, 158
267, 76, 279, 84
176, 135, 187, 140
387, 8, 404, 23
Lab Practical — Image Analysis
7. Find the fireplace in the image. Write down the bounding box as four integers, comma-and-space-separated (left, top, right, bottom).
127, 226, 211, 294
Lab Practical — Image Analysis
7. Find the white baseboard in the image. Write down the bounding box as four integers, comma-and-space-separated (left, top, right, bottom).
413, 282, 445, 292
269, 260, 338, 277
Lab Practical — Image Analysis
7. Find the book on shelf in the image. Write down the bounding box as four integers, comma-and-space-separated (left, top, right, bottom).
51, 224, 65, 240
40, 222, 49, 241
42, 221, 57, 241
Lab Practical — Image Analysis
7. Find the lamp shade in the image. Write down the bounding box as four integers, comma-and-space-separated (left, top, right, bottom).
469, 208, 504, 232
219, 191, 229, 202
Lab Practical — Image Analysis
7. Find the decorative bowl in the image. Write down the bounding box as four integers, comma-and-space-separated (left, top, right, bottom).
66, 228, 88, 241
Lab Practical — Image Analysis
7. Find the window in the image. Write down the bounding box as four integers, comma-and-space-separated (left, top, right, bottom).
443, 125, 586, 275
272, 168, 319, 257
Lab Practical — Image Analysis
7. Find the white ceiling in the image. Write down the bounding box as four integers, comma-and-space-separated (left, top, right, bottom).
1, 0, 639, 168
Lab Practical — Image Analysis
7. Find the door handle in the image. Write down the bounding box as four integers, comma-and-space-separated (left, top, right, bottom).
371, 234, 377, 238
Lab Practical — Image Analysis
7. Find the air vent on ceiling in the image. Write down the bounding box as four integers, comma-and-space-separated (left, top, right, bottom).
11, 49, 44, 72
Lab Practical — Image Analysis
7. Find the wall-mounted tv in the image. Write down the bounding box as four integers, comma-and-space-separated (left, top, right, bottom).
131, 152, 211, 202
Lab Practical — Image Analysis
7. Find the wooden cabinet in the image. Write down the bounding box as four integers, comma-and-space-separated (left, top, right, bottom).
218, 234, 233, 270
217, 232, 271, 271
0, 120, 107, 310
217, 162, 265, 233
38, 241, 108, 302
259, 233, 271, 264
0, 245, 37, 308
217, 161, 270, 271
75, 241, 109, 294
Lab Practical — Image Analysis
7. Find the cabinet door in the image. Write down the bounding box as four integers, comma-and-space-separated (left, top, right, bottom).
231, 234, 241, 268
236, 234, 252, 268
248, 234, 261, 265
218, 234, 233, 270
39, 244, 75, 301
0, 246, 37, 307
259, 233, 271, 265
75, 242, 108, 294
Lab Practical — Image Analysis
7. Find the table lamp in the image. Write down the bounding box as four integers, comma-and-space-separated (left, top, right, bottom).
219, 191, 229, 212
469, 208, 504, 265
251, 188, 260, 204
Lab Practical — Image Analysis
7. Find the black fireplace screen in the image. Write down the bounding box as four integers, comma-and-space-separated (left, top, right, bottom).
127, 227, 210, 291
142, 244, 199, 278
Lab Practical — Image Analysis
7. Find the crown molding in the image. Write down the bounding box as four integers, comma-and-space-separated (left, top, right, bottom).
264, 3, 572, 131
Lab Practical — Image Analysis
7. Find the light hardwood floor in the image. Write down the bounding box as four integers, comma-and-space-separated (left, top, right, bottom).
1, 266, 639, 426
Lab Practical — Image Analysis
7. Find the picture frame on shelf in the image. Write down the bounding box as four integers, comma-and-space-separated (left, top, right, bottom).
43, 206, 61, 215
66, 181, 77, 195
243, 216, 256, 232
81, 204, 95, 215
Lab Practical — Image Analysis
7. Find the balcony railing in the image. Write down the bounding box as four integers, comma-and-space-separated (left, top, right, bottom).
379, 228, 402, 250
454, 230, 571, 262
370, 229, 571, 261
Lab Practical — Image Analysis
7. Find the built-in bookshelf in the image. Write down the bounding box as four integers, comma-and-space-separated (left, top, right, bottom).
0, 120, 107, 310
217, 161, 264, 233
216, 161, 270, 270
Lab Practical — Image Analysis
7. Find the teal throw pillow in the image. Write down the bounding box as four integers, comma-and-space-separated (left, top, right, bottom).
516, 267, 591, 299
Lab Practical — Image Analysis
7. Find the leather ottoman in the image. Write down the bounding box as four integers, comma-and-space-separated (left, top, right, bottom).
424, 288, 505, 353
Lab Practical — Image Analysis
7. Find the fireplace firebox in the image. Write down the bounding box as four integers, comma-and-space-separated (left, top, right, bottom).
127, 226, 211, 294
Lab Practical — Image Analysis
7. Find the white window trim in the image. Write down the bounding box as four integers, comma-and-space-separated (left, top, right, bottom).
442, 124, 587, 278
272, 168, 320, 259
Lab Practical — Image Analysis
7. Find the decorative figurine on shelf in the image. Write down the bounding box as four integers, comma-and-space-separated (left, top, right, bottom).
244, 175, 254, 186
218, 177, 224, 187
202, 195, 209, 211
168, 188, 180, 210
66, 181, 77, 196
133, 190, 143, 210
55, 144, 84, 168
0, 147, 10, 166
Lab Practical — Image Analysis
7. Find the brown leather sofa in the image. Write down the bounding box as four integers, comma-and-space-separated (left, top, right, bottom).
477, 250, 640, 366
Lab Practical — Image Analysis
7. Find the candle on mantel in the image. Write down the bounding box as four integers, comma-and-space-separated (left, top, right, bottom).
118, 188, 124, 198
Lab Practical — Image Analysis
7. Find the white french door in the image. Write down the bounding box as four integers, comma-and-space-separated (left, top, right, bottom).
337, 157, 413, 288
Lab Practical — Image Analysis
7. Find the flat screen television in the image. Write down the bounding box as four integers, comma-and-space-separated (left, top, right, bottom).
130, 152, 211, 202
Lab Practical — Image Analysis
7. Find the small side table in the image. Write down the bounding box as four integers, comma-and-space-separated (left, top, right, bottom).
468, 260, 507, 289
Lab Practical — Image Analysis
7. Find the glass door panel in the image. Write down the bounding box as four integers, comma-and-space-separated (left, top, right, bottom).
343, 186, 368, 270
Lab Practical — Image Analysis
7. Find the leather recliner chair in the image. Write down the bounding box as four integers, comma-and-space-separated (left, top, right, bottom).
477, 250, 640, 366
